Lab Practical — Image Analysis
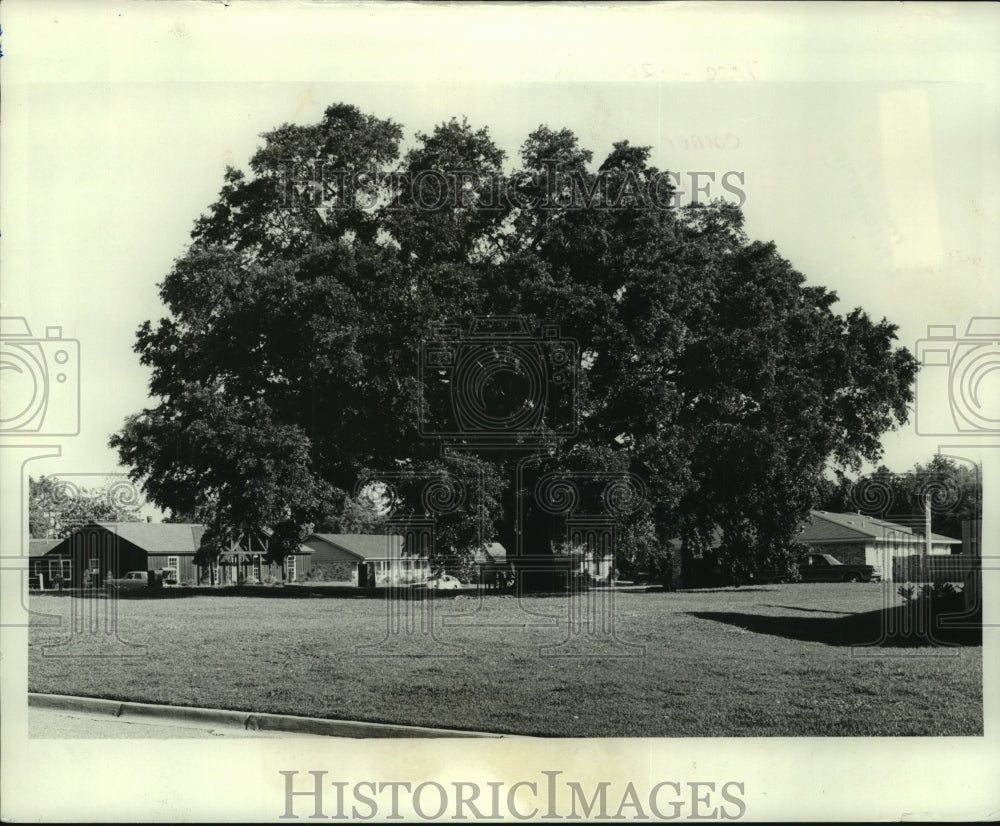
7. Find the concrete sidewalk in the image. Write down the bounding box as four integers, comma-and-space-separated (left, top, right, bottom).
28, 693, 507, 739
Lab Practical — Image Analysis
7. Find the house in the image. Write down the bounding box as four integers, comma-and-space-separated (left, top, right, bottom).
800, 510, 962, 581
197, 525, 311, 586
473, 542, 509, 573
472, 542, 515, 587
38, 521, 311, 587
472, 542, 508, 567
28, 538, 71, 589
667, 512, 963, 586
554, 544, 616, 582
301, 533, 430, 585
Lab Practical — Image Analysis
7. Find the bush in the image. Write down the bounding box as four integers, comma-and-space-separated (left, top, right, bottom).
303, 562, 356, 583
892, 579, 980, 646
898, 580, 964, 612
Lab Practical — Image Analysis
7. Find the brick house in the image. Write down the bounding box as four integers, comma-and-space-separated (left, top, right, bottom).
300, 533, 430, 585
800, 510, 962, 581
669, 511, 963, 586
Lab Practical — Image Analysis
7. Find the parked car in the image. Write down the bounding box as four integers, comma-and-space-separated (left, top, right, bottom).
424, 574, 461, 590
109, 569, 180, 589
108, 571, 149, 590
752, 553, 879, 584
751, 554, 882, 583
798, 553, 878, 583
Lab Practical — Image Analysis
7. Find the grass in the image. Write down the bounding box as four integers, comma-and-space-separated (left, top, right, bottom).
28, 583, 982, 737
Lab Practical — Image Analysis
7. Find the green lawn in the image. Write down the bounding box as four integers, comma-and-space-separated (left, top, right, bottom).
28, 584, 982, 737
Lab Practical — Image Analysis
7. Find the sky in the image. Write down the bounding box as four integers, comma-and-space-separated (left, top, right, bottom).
2, 2, 998, 514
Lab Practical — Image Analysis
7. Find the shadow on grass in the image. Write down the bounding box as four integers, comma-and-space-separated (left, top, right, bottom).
689, 605, 982, 648
679, 586, 782, 594
762, 604, 857, 615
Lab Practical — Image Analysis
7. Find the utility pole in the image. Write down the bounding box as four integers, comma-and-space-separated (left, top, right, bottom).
924, 492, 932, 557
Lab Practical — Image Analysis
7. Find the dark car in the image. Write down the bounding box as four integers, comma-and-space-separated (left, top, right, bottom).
798, 553, 878, 583
752, 553, 880, 584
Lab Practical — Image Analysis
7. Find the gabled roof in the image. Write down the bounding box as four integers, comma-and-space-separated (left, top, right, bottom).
92, 521, 207, 554
30, 538, 65, 557
308, 533, 407, 561
473, 542, 508, 564
802, 511, 960, 544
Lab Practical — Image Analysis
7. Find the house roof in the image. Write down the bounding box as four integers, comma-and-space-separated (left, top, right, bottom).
664, 512, 961, 551
30, 538, 65, 557
308, 533, 407, 561
802, 511, 961, 545
473, 542, 508, 564
92, 521, 207, 554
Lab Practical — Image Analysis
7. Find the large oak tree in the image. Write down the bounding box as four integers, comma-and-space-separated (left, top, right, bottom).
111, 103, 918, 581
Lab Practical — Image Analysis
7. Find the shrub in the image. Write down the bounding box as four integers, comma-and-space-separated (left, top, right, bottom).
898, 580, 962, 606
303, 562, 356, 583
894, 578, 978, 645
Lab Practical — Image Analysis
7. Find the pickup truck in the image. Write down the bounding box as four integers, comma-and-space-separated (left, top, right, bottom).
752, 553, 880, 584
108, 571, 150, 589
108, 569, 179, 589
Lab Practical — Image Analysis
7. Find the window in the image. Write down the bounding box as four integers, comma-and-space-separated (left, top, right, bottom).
285, 555, 297, 582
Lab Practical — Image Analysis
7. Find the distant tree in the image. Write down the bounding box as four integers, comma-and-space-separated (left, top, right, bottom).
29, 476, 142, 538
816, 455, 981, 541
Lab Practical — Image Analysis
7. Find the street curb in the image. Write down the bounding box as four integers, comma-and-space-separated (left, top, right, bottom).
120, 701, 252, 730
28, 693, 506, 739
30, 693, 125, 718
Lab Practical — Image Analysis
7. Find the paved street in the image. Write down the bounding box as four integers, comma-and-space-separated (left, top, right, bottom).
29, 707, 322, 739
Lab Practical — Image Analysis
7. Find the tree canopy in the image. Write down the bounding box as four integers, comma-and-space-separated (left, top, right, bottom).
29, 476, 143, 539
111, 103, 919, 579
816, 455, 981, 542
